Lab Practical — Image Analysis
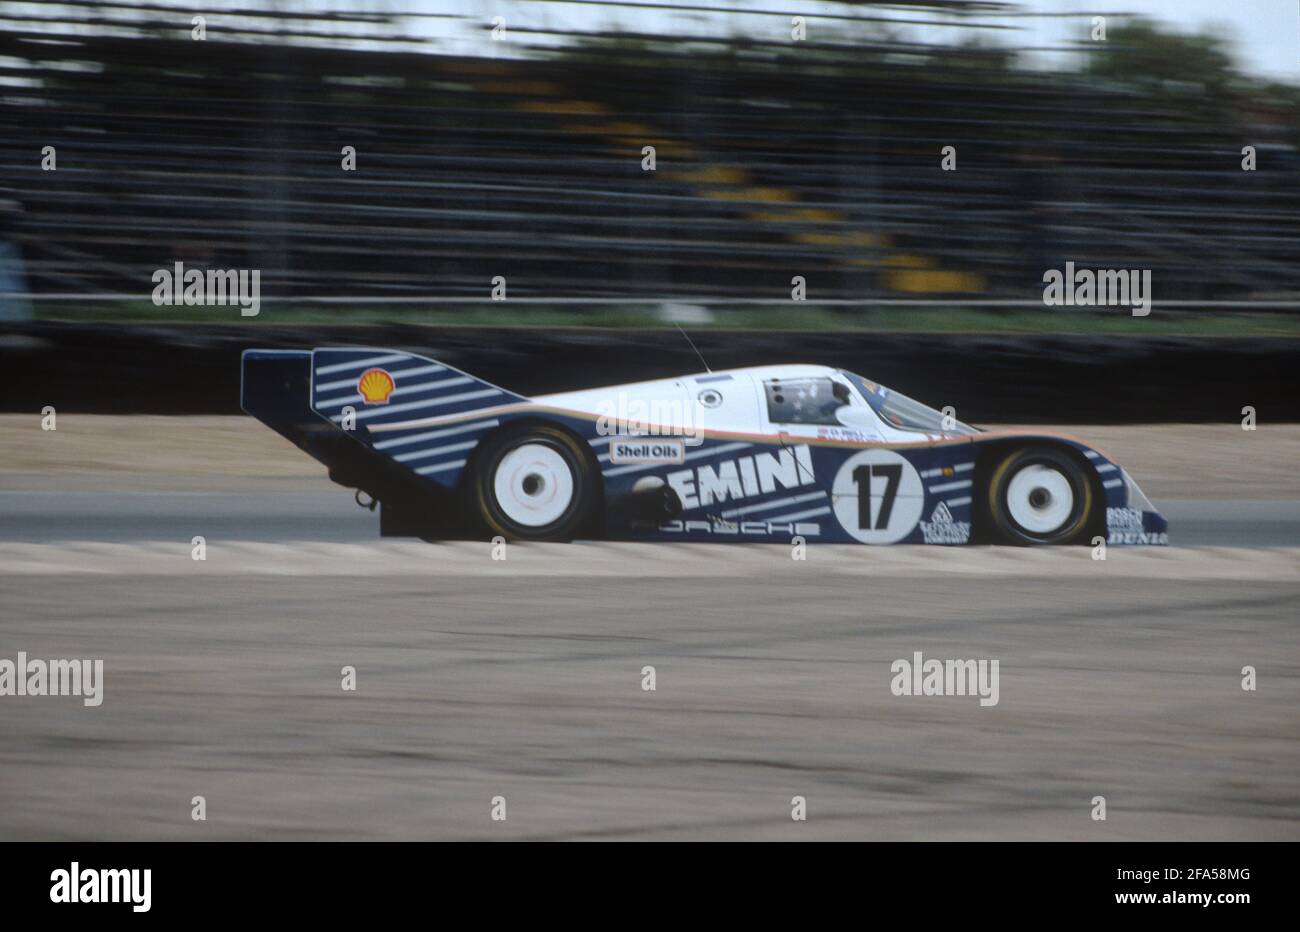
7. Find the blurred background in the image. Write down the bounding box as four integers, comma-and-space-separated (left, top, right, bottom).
1, 0, 1298, 333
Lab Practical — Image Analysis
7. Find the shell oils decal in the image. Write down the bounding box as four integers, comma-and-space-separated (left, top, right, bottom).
357, 368, 395, 405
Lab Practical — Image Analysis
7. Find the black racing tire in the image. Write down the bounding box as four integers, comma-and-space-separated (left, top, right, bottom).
471, 424, 597, 542
986, 446, 1096, 545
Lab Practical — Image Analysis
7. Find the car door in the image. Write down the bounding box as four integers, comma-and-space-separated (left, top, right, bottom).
684, 372, 762, 442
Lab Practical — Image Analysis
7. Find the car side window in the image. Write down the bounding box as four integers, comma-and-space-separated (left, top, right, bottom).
763, 377, 849, 426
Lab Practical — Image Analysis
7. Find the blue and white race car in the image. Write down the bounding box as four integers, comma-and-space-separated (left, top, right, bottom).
241, 348, 1168, 546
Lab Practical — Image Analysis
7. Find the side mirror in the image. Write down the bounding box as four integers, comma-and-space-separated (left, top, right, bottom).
834, 405, 878, 432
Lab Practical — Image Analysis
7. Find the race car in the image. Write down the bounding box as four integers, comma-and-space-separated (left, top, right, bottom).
241, 347, 1168, 546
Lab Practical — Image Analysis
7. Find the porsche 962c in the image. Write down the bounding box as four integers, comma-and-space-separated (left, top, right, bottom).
242, 348, 1168, 546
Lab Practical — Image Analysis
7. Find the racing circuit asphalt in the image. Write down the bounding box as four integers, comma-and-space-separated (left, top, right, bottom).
2, 538, 1299, 841
2, 419, 1298, 840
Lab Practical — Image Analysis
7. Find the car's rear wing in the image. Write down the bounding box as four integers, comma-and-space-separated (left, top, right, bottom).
241, 347, 528, 511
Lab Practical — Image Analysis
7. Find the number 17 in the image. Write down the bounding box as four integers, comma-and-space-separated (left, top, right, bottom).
852, 463, 901, 530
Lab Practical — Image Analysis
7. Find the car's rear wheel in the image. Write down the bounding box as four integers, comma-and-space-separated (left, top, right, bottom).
986, 446, 1095, 545
472, 425, 596, 541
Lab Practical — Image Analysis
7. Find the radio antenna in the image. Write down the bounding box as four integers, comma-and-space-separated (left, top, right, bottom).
675, 325, 712, 374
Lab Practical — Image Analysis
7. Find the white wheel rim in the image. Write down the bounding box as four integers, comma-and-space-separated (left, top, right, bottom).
1006, 464, 1075, 535
493, 443, 576, 528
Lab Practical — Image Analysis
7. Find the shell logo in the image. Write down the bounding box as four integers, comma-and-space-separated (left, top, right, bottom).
357, 368, 396, 405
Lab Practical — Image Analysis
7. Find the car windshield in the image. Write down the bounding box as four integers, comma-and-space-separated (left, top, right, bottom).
839, 370, 978, 435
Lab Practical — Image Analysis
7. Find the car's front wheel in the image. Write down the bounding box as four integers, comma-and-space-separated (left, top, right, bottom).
471, 425, 597, 541
986, 446, 1095, 545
